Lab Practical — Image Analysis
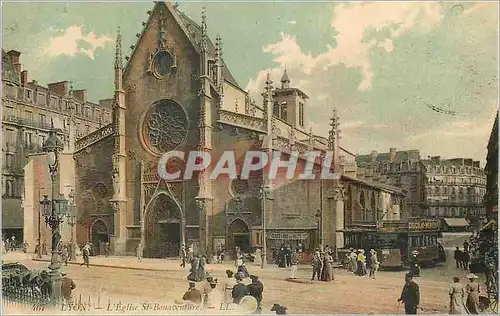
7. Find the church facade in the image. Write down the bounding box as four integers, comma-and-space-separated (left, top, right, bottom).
23, 2, 406, 258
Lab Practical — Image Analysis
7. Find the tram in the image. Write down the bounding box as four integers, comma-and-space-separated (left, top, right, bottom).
343, 218, 444, 269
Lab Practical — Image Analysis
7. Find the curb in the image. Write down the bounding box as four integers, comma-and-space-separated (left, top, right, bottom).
31, 258, 177, 272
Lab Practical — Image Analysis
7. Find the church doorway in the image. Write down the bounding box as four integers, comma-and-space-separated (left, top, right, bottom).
145, 194, 182, 258
227, 219, 250, 255
90, 220, 109, 256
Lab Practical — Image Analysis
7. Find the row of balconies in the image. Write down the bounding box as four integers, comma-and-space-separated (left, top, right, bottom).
3, 115, 53, 130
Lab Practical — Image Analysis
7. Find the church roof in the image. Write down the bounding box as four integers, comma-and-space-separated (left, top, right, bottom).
281, 69, 290, 83
175, 8, 241, 89
123, 2, 241, 90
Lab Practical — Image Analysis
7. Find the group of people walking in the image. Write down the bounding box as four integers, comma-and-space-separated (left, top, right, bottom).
453, 243, 471, 270
311, 246, 334, 281
449, 273, 483, 314
346, 248, 380, 279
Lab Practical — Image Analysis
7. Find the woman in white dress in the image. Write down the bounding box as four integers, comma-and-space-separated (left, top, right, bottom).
449, 277, 467, 314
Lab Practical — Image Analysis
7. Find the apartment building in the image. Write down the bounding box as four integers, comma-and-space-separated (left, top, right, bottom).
422, 157, 486, 231
1, 49, 112, 240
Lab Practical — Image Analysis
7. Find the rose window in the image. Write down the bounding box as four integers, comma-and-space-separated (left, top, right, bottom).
143, 99, 188, 154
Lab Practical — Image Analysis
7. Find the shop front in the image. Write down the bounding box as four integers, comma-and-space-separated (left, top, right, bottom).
266, 229, 318, 264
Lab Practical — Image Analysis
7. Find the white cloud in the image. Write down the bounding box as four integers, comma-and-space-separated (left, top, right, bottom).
44, 25, 113, 60
247, 2, 444, 93
288, 20, 297, 25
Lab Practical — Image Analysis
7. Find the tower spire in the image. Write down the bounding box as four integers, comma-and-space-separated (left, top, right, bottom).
281, 68, 290, 89
114, 26, 122, 69
201, 5, 208, 51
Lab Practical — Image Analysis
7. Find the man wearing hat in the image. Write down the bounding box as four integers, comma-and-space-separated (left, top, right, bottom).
182, 281, 202, 305
369, 249, 380, 279
60, 272, 76, 305
248, 275, 264, 312
231, 274, 249, 304
398, 273, 420, 314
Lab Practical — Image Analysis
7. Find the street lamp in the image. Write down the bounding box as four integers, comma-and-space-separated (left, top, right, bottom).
67, 189, 77, 261
41, 121, 67, 302
315, 209, 322, 249
259, 185, 271, 268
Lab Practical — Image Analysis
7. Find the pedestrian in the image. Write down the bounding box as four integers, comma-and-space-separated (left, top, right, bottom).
182, 282, 202, 305
22, 240, 29, 253
197, 255, 206, 281
220, 246, 225, 263
454, 247, 463, 269
349, 249, 357, 273
81, 243, 90, 268
61, 272, 76, 305
61, 246, 69, 266
311, 249, 322, 281
369, 249, 379, 279
398, 273, 420, 314
465, 273, 480, 314
463, 240, 469, 253
222, 270, 236, 304
290, 249, 299, 279
462, 250, 470, 270
42, 240, 47, 255
449, 277, 467, 314
232, 274, 249, 304
104, 242, 110, 257
188, 255, 200, 281
180, 244, 187, 268
356, 249, 366, 276
320, 250, 333, 282
254, 247, 262, 266
248, 275, 264, 313
136, 242, 143, 261
285, 245, 291, 268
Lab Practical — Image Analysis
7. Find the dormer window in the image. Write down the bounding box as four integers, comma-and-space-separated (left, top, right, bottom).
273, 101, 279, 117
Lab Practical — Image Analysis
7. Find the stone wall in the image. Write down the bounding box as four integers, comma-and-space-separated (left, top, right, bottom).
73, 136, 114, 246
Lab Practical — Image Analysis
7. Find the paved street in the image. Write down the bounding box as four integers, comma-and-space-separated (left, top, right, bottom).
3, 251, 487, 314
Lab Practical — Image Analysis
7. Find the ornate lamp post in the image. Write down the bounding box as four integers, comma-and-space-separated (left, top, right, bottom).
67, 189, 77, 261
259, 185, 271, 268
41, 122, 68, 301
315, 209, 322, 249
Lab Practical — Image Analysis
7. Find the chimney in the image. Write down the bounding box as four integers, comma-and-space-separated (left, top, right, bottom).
389, 148, 397, 163
21, 70, 28, 86
72, 89, 87, 103
7, 50, 21, 73
370, 150, 378, 162
48, 81, 68, 96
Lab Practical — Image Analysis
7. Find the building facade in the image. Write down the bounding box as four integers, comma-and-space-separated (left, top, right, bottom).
422, 157, 486, 231
484, 112, 498, 222
356, 149, 427, 219
22, 2, 407, 259
1, 49, 112, 240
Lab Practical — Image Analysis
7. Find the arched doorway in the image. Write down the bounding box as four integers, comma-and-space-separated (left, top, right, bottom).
90, 220, 109, 256
145, 194, 182, 258
227, 218, 250, 254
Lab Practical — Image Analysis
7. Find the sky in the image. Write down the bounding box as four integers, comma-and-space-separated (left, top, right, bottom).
2, 1, 498, 164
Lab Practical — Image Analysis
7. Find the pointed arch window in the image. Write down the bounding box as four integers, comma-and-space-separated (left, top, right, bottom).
273, 101, 280, 117
280, 101, 287, 121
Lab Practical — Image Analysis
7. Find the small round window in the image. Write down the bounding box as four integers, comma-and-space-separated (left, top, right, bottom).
153, 51, 173, 78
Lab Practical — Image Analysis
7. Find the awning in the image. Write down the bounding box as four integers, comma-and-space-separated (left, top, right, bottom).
443, 218, 469, 227
480, 220, 496, 231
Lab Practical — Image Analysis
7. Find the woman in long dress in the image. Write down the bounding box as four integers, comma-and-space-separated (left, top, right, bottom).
449, 277, 467, 314
222, 270, 236, 304
320, 252, 332, 282
465, 273, 480, 314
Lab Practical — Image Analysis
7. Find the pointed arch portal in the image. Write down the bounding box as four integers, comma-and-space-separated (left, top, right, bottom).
144, 193, 182, 258
227, 218, 250, 254
90, 219, 109, 256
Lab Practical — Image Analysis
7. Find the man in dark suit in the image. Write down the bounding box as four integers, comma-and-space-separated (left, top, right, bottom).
454, 247, 463, 268
231, 275, 249, 304
248, 275, 264, 312
398, 273, 420, 314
